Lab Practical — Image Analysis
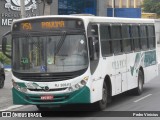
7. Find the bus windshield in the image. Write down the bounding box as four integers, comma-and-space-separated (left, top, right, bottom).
12, 33, 88, 73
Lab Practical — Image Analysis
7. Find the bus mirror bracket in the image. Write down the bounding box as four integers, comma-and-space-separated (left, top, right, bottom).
2, 31, 11, 59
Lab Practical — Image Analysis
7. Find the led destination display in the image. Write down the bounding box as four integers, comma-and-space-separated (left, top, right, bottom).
13, 18, 84, 32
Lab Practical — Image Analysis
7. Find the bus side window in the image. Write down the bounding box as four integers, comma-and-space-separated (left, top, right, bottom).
131, 25, 140, 51
88, 24, 99, 61
100, 25, 112, 56
88, 37, 99, 60
147, 25, 155, 49
88, 24, 100, 74
94, 37, 99, 60
111, 25, 122, 55
140, 25, 148, 50
121, 24, 132, 53
88, 24, 99, 37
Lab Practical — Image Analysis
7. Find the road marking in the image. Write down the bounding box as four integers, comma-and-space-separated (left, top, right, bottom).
0, 105, 24, 111
134, 94, 152, 103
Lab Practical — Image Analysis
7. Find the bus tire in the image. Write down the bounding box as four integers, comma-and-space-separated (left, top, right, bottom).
134, 70, 144, 95
93, 82, 108, 111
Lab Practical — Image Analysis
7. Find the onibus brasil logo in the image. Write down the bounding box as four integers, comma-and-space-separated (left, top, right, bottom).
5, 0, 37, 12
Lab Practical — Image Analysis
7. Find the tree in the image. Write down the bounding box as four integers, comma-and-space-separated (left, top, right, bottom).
142, 0, 160, 15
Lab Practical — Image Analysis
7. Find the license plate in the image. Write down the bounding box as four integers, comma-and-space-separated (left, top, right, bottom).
41, 95, 54, 100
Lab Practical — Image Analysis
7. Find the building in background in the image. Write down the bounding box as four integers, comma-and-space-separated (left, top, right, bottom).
0, 0, 109, 55
0, 0, 108, 42
0, 0, 44, 68
57, 0, 107, 16
0, 0, 44, 45
107, 0, 142, 18
58, 0, 97, 15
2, 0, 155, 40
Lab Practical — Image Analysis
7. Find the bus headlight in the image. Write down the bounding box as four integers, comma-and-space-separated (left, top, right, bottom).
20, 87, 27, 93
80, 80, 87, 86
68, 76, 89, 92
12, 79, 27, 93
12, 79, 20, 90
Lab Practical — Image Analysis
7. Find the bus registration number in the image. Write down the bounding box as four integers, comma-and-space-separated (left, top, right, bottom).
41, 95, 54, 100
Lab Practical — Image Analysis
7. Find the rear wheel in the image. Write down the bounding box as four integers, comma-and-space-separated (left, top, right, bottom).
134, 70, 144, 95
0, 76, 5, 89
93, 82, 108, 111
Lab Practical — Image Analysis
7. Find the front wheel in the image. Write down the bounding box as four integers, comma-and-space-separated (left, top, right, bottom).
133, 70, 144, 95
93, 82, 108, 111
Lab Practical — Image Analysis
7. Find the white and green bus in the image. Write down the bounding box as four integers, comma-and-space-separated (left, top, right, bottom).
2, 15, 158, 110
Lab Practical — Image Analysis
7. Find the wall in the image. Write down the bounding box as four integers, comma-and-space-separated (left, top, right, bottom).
50, 0, 58, 15
58, 0, 97, 15
107, 8, 141, 18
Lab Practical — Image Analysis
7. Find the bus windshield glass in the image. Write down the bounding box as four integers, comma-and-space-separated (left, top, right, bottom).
12, 33, 88, 73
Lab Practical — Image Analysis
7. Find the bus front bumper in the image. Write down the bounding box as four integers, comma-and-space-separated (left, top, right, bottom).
12, 86, 90, 105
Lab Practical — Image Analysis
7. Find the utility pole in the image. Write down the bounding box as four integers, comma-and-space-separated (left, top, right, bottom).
20, 0, 26, 18
44, 3, 51, 15
112, 0, 115, 17
43, 0, 52, 15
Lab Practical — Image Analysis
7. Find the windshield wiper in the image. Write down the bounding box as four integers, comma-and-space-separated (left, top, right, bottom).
55, 31, 67, 55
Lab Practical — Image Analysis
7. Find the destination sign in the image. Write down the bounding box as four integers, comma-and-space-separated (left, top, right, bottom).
13, 18, 84, 32
41, 21, 65, 29
21, 23, 32, 30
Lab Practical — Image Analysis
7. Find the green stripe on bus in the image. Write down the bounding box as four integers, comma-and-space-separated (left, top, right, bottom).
12, 86, 90, 105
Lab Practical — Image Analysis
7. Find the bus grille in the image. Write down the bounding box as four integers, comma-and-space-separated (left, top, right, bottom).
18, 75, 77, 82
28, 88, 67, 92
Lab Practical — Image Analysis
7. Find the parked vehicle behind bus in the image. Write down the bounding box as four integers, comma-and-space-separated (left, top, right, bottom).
0, 62, 5, 89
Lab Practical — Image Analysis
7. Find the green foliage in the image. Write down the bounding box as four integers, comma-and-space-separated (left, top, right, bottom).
0, 52, 11, 65
142, 0, 160, 15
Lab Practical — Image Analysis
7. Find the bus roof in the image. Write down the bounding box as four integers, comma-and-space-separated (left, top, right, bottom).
12, 15, 155, 25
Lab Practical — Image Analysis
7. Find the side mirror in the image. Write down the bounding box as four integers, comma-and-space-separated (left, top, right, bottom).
2, 37, 7, 52
88, 37, 94, 60
2, 31, 11, 59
